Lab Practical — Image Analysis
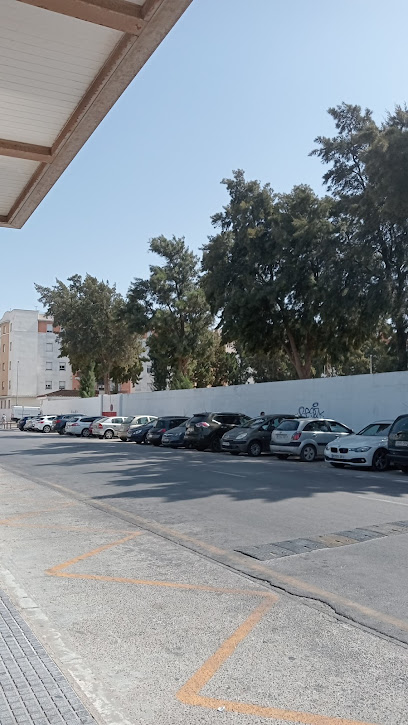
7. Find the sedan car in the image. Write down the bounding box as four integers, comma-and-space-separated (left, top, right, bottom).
221, 414, 297, 457
325, 420, 392, 471
127, 421, 155, 444
32, 415, 57, 433
161, 420, 190, 448
118, 415, 157, 441
146, 417, 189, 446
91, 416, 128, 439
52, 414, 83, 434
270, 418, 353, 462
184, 412, 251, 452
65, 416, 102, 437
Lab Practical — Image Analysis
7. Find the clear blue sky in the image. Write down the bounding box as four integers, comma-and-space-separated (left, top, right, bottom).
1, 0, 406, 311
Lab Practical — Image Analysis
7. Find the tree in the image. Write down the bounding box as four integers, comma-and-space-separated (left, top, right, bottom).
312, 103, 408, 369
126, 236, 214, 390
79, 363, 96, 398
202, 171, 365, 379
35, 275, 143, 393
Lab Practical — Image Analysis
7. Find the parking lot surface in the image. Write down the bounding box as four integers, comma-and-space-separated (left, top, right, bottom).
0, 431, 407, 725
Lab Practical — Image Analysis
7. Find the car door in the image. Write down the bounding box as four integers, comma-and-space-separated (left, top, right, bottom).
314, 420, 337, 453
327, 421, 353, 440
111, 417, 123, 432
258, 420, 275, 451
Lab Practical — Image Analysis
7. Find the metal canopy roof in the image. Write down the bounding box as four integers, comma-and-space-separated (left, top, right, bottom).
0, 0, 192, 228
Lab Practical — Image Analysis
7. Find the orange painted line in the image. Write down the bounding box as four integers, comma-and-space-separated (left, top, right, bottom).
177, 599, 376, 725
0, 502, 76, 525
0, 522, 136, 534
47, 534, 141, 574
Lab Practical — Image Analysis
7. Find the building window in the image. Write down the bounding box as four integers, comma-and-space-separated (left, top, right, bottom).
47, 324, 53, 333
3, 326, 6, 334
10, 324, 12, 332
59, 363, 66, 371
46, 362, 52, 370
8, 400, 10, 408
8, 381, 11, 389
2, 363, 4, 371
147, 365, 152, 374
0, 401, 2, 408
9, 361, 11, 370
46, 343, 53, 352
2, 345, 4, 353
1, 382, 4, 390
59, 381, 66, 390
9, 342, 12, 351
45, 381, 52, 390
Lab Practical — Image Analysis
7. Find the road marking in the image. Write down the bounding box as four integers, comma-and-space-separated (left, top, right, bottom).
353, 495, 408, 508
177, 598, 374, 725
48, 534, 141, 573
210, 469, 246, 478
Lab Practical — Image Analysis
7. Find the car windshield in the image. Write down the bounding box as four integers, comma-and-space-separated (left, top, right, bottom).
390, 417, 408, 434
124, 417, 134, 424
357, 423, 391, 436
189, 414, 208, 425
241, 417, 266, 428
155, 419, 168, 428
276, 420, 300, 431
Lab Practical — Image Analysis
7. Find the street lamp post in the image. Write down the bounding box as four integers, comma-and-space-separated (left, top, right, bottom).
16, 360, 19, 407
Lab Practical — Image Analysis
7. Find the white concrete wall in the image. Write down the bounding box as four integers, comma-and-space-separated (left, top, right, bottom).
40, 371, 408, 432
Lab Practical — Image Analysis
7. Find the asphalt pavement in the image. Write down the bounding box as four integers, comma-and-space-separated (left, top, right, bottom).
0, 430, 407, 725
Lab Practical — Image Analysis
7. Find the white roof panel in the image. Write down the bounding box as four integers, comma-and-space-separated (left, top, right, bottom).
0, 0, 192, 228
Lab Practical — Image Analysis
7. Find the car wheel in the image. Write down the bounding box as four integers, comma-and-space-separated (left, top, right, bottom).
248, 440, 262, 457
81, 428, 90, 437
58, 430, 64, 435
276, 454, 289, 460
330, 462, 345, 468
400, 466, 408, 474
300, 445, 317, 462
43, 425, 51, 433
210, 436, 222, 453
104, 430, 114, 439
372, 448, 389, 472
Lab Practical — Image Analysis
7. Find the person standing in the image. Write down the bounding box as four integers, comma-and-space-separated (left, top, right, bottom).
1, 413, 7, 429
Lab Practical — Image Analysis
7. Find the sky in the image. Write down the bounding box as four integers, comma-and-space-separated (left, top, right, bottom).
1, 0, 407, 311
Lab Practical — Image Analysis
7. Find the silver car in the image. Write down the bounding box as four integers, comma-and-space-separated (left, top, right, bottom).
91, 416, 128, 439
270, 418, 353, 462
118, 415, 157, 441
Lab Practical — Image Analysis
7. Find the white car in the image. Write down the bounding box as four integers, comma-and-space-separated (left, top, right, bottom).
24, 415, 43, 430
32, 415, 57, 433
324, 421, 393, 471
91, 416, 128, 439
65, 416, 102, 437
118, 415, 158, 441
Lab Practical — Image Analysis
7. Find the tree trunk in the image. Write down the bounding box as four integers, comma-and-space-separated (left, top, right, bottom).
395, 317, 407, 370
103, 372, 110, 394
286, 330, 312, 379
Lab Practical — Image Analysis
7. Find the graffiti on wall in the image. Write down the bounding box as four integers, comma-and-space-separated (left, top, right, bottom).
298, 402, 324, 418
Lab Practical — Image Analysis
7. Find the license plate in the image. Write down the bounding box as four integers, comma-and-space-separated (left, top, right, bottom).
187, 427, 194, 433
223, 442, 230, 447
275, 434, 287, 439
396, 440, 408, 447
337, 453, 347, 458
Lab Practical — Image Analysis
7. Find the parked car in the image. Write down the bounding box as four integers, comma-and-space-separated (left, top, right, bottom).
127, 421, 155, 444
24, 416, 42, 430
32, 415, 58, 433
325, 421, 392, 471
161, 420, 190, 448
118, 415, 157, 441
388, 415, 408, 473
52, 414, 83, 435
221, 414, 297, 457
65, 416, 102, 437
18, 416, 31, 431
270, 418, 353, 462
91, 416, 128, 439
146, 417, 189, 446
184, 412, 251, 452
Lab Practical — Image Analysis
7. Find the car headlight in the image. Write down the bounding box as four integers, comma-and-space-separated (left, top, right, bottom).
235, 433, 248, 440
350, 446, 371, 452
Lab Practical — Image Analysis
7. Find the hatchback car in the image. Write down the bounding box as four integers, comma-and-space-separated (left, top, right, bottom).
388, 415, 408, 473
65, 416, 102, 437
52, 414, 83, 434
161, 420, 190, 448
146, 417, 189, 446
221, 414, 297, 457
91, 416, 128, 439
270, 418, 353, 462
184, 412, 251, 452
32, 415, 57, 433
118, 415, 157, 441
325, 421, 392, 471
24, 416, 42, 430
127, 421, 155, 444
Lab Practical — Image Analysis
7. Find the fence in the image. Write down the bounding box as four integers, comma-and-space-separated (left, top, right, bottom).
40, 370, 408, 433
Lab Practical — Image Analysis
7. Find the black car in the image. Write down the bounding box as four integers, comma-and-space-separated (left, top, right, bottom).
161, 420, 190, 448
388, 415, 408, 472
221, 414, 297, 457
184, 412, 251, 452
18, 416, 31, 431
52, 414, 82, 435
146, 417, 189, 447
127, 421, 155, 444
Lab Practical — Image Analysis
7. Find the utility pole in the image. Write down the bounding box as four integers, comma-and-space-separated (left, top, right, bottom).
16, 360, 19, 405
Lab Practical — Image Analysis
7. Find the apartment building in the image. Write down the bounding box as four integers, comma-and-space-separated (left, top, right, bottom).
0, 309, 73, 414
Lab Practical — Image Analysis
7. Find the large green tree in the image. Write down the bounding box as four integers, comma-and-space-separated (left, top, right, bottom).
312, 103, 408, 369
125, 236, 214, 390
202, 171, 367, 379
35, 275, 143, 393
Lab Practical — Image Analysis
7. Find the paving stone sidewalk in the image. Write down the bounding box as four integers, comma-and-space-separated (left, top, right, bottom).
0, 588, 97, 725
